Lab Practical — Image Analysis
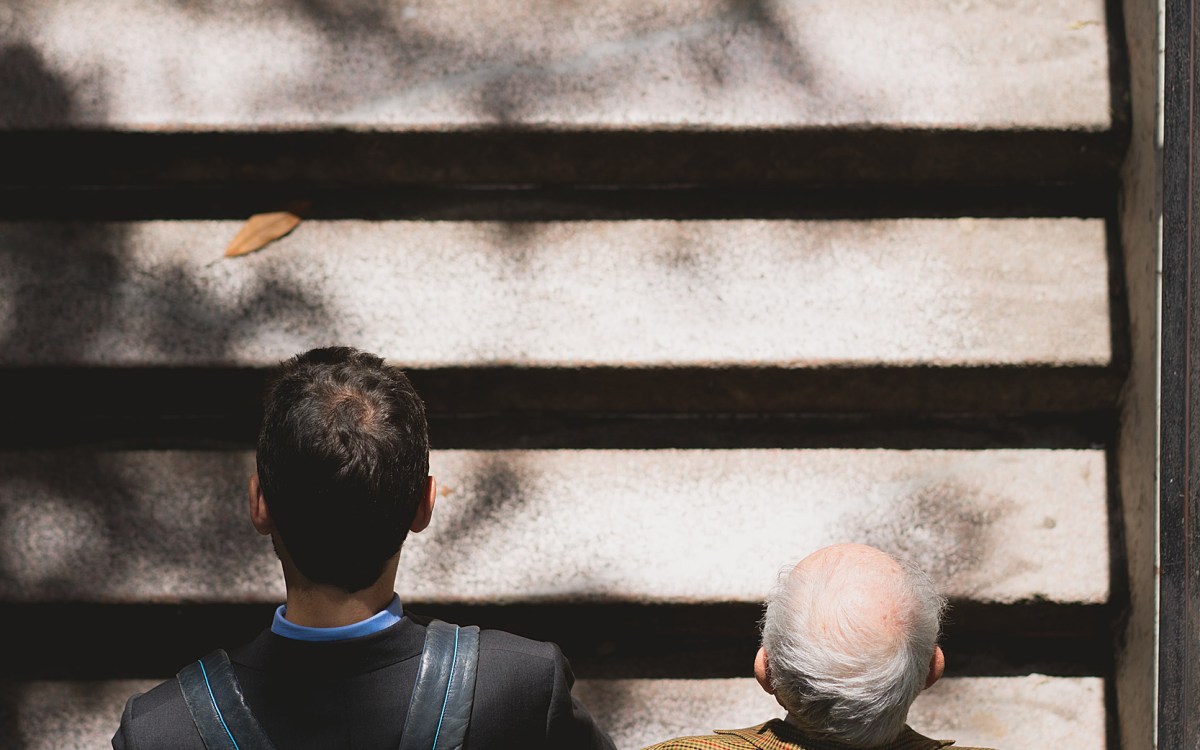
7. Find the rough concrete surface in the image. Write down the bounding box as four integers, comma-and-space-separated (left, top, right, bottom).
0, 449, 1107, 604
911, 675, 1106, 749
1, 675, 1104, 749
0, 680, 145, 750
1114, 1, 1162, 749
0, 0, 1111, 130
0, 219, 1111, 368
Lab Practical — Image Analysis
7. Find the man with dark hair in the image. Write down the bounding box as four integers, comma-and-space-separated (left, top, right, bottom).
113, 346, 616, 749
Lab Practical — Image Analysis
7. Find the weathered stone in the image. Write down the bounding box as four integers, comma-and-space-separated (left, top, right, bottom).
1114, 1, 1162, 748
0, 680, 145, 750
0, 1, 1110, 130
0, 219, 1111, 368
910, 676, 1107, 749
0, 675, 1104, 750
1, 129, 1126, 187
0, 449, 1108, 605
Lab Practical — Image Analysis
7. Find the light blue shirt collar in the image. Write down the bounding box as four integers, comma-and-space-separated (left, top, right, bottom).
271, 593, 403, 642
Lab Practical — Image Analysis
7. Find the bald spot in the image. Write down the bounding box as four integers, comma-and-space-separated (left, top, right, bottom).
327, 385, 379, 423
789, 543, 911, 660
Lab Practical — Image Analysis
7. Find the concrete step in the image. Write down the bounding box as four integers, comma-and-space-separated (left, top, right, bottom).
0, 449, 1108, 606
0, 601, 1112, 682
2, 0, 1113, 130
0, 675, 1105, 750
0, 406, 1117, 452
0, 365, 1123, 422
0, 184, 1117, 223
0, 218, 1112, 368
1, 0, 1119, 185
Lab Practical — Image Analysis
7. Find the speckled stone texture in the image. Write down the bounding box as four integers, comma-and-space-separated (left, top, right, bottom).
0, 449, 1107, 604
0, 681, 146, 750
0, 219, 1110, 368
0, 0, 1110, 130
1, 675, 1104, 750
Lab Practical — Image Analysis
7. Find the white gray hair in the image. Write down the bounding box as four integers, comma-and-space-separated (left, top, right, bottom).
760, 552, 947, 747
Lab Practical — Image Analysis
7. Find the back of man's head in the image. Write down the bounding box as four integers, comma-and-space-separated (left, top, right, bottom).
256, 346, 429, 593
760, 544, 946, 747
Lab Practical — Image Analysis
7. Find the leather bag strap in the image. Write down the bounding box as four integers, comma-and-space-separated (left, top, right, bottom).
399, 620, 481, 750
176, 650, 277, 750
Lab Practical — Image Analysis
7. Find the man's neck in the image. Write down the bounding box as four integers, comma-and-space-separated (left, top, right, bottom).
274, 545, 402, 628
281, 579, 397, 628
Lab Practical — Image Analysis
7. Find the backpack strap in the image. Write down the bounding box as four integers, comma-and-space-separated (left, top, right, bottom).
176, 649, 277, 750
399, 620, 481, 750
174, 621, 479, 750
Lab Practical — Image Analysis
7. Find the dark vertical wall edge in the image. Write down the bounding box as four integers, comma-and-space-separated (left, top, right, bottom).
1160, 0, 1199, 746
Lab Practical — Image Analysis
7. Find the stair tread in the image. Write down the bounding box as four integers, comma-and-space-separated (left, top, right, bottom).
0, 449, 1108, 605
4, 1, 1111, 131
0, 219, 1111, 368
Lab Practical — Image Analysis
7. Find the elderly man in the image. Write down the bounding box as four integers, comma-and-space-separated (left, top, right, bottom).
646, 544, 991, 750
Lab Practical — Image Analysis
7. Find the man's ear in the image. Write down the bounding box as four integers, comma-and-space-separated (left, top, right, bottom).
924, 645, 945, 690
248, 473, 273, 536
409, 476, 437, 534
754, 647, 775, 695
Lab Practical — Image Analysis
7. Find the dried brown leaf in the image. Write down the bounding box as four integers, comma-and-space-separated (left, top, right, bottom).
224, 211, 303, 257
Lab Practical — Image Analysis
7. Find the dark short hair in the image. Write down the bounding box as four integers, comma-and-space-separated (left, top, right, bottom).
256, 346, 430, 592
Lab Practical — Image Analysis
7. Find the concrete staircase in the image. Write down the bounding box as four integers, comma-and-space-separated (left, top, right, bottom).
0, 1, 1126, 748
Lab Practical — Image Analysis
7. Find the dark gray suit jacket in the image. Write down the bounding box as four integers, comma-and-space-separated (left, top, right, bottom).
111, 614, 616, 749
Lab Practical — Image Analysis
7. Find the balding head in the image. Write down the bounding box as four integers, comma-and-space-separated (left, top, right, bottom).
758, 544, 946, 747
791, 544, 912, 661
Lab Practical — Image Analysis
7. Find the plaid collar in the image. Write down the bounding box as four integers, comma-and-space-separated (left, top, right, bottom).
714, 720, 954, 750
